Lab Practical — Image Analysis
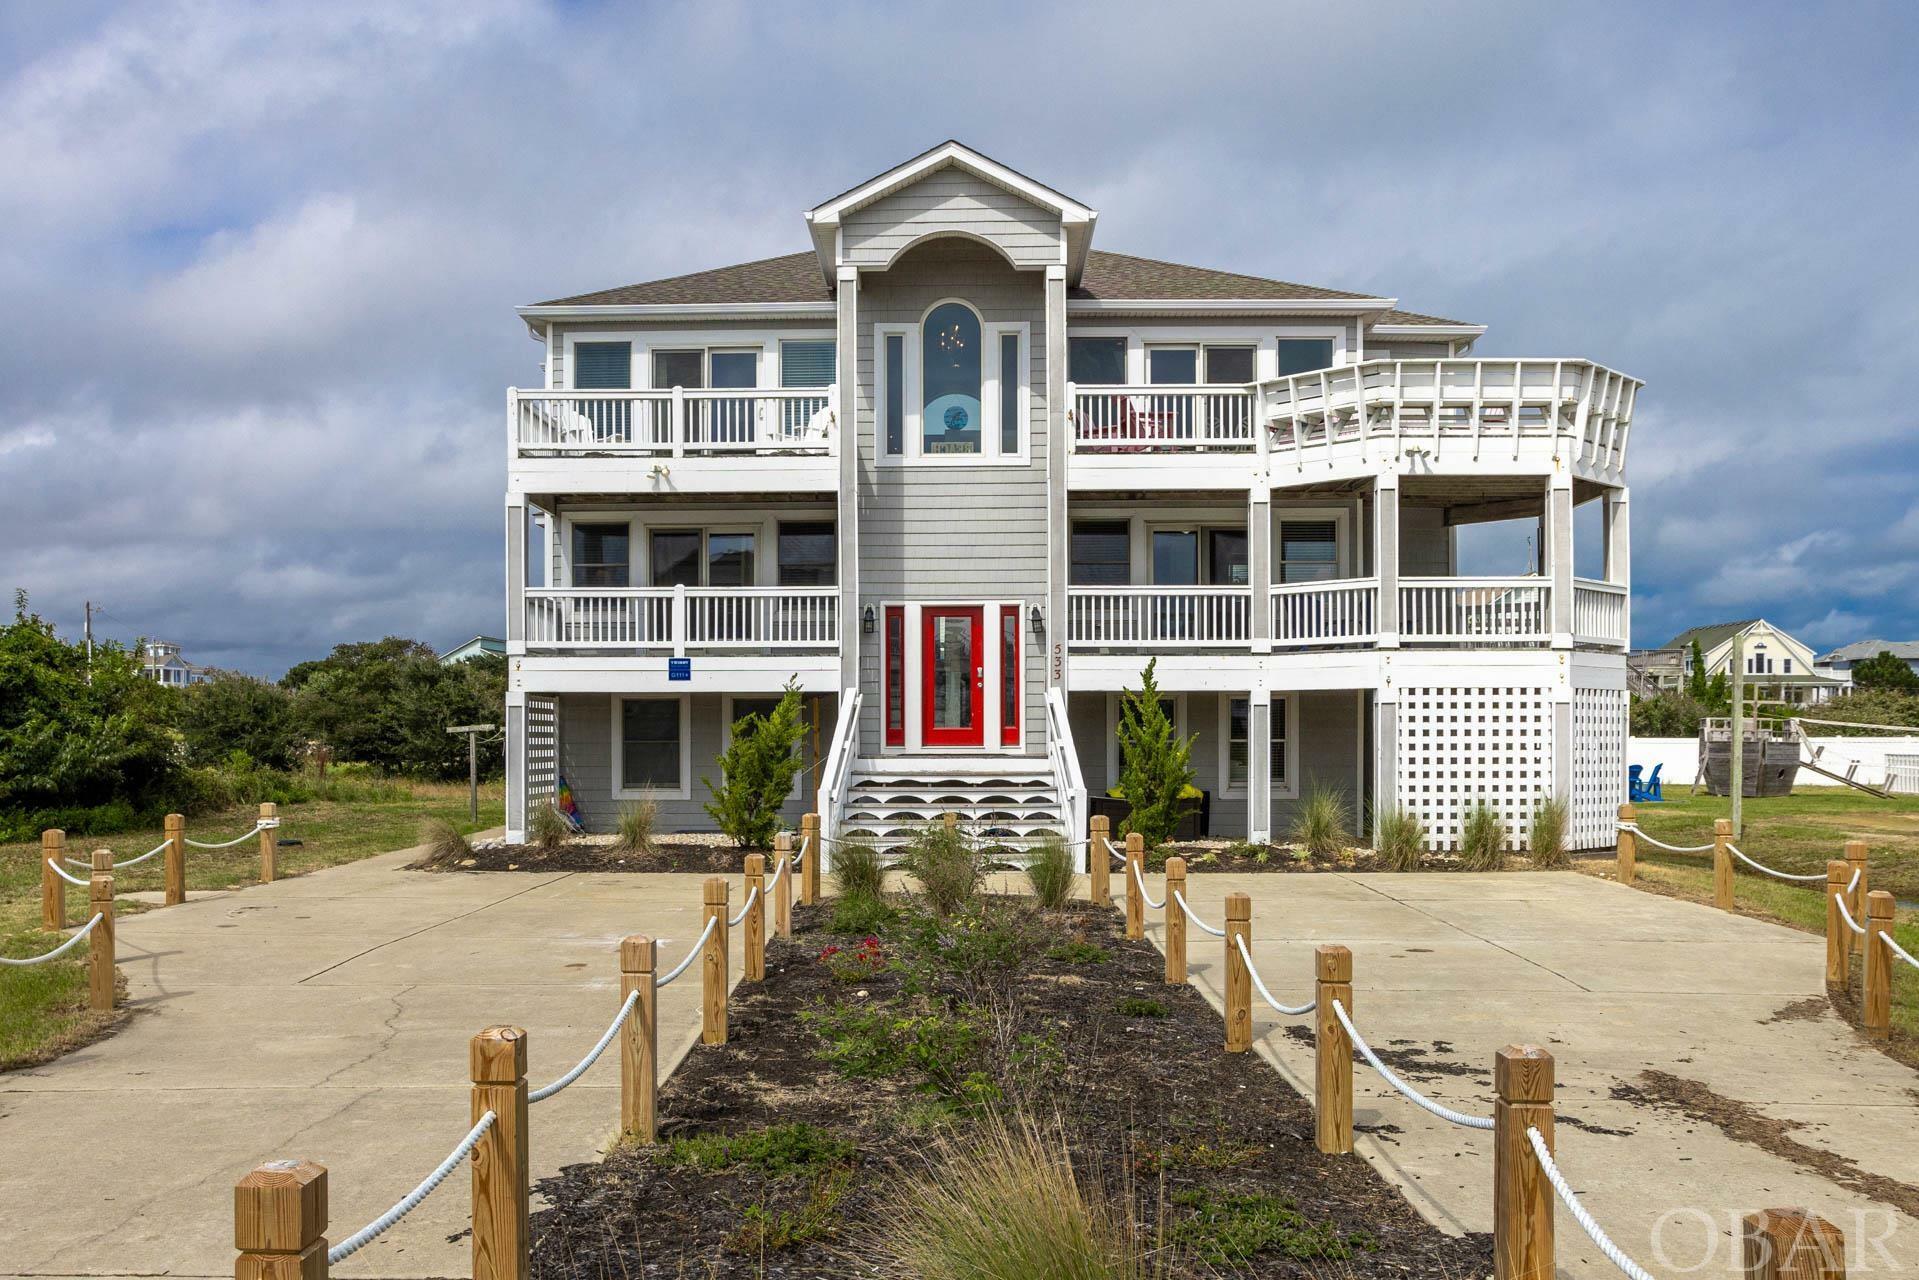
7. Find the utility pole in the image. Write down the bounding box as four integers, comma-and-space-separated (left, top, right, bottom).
447, 724, 498, 825
84, 600, 95, 684
1729, 631, 1744, 837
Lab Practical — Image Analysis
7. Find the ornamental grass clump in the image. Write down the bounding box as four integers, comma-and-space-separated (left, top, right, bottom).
614, 799, 656, 856
422, 817, 470, 864
1024, 833, 1077, 909
1290, 787, 1351, 861
1458, 802, 1507, 871
832, 840, 886, 899
526, 802, 568, 854
1527, 794, 1570, 868
879, 1114, 1145, 1280
900, 823, 985, 917
1373, 806, 1426, 872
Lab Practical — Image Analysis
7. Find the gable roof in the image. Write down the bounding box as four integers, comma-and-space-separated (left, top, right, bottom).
1662, 620, 1760, 653
534, 252, 830, 308
1817, 639, 1919, 663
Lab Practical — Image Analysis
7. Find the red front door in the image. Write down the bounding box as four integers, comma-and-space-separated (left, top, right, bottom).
922, 607, 985, 747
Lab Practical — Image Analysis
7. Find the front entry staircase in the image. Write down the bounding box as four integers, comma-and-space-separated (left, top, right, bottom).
839, 756, 1065, 854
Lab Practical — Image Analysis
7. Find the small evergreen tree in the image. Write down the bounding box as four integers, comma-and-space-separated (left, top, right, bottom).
703, 681, 806, 848
1685, 638, 1713, 702
1115, 659, 1196, 849
1851, 650, 1919, 694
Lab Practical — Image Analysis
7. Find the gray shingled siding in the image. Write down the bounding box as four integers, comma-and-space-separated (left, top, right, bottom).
854, 239, 1050, 755
1399, 506, 1453, 576
554, 692, 834, 835
842, 168, 1062, 270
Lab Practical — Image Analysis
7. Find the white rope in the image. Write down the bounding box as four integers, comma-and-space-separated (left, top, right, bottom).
1723, 843, 1826, 882
1882, 929, 1919, 971
0, 914, 104, 966
1103, 836, 1126, 864
1833, 891, 1867, 936
1616, 824, 1714, 854
326, 1111, 496, 1264
1173, 887, 1226, 938
765, 854, 787, 890
656, 914, 719, 988
1233, 932, 1315, 1016
46, 859, 90, 888
528, 990, 639, 1103
1128, 856, 1164, 910
1527, 1126, 1658, 1280
727, 884, 760, 927
1847, 866, 1862, 896
1792, 715, 1919, 734
67, 839, 171, 871
1331, 999, 1495, 1130
184, 822, 268, 849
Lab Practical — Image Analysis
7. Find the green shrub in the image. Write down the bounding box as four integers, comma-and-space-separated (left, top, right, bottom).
1458, 803, 1506, 871
899, 824, 984, 917
1374, 806, 1426, 872
1115, 995, 1166, 1018
828, 890, 898, 936
879, 1115, 1143, 1280
422, 817, 470, 863
1045, 938, 1107, 965
728, 1167, 851, 1253
800, 1002, 986, 1094
663, 1122, 854, 1178
1290, 787, 1350, 861
614, 800, 656, 856
526, 803, 568, 853
1528, 794, 1569, 868
832, 840, 886, 898
702, 682, 805, 849
1024, 834, 1077, 909
899, 901, 1042, 991
1169, 1188, 1374, 1265
1115, 659, 1197, 849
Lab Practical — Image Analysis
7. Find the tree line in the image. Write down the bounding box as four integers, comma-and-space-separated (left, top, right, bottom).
1631, 638, 1919, 736
0, 593, 504, 838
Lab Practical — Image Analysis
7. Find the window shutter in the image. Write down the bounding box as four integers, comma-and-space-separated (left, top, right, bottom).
780, 340, 836, 388
573, 342, 632, 389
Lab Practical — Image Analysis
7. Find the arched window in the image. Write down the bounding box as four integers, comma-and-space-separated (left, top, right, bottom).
921, 301, 982, 455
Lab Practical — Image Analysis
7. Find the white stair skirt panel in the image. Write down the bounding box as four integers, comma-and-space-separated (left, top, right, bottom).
526, 696, 558, 809
839, 755, 1066, 856
1571, 686, 1628, 849
1396, 685, 1552, 851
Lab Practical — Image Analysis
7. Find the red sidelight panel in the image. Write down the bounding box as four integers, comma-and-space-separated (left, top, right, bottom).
1000, 606, 1020, 747
884, 606, 905, 746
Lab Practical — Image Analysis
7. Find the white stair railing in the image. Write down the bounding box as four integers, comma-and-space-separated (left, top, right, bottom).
816, 687, 862, 867
1044, 687, 1088, 870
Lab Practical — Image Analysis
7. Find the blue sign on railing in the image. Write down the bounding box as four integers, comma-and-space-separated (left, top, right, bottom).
668, 657, 691, 681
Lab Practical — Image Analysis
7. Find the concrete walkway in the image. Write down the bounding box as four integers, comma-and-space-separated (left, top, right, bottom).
0, 848, 740, 1279
1141, 869, 1919, 1278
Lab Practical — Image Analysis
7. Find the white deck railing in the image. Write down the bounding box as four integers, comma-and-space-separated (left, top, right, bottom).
511, 387, 835, 456
1399, 577, 1550, 643
1069, 386, 1257, 452
817, 688, 862, 857
1044, 687, 1088, 866
524, 586, 838, 652
1571, 578, 1628, 648
1066, 586, 1253, 647
1270, 579, 1378, 646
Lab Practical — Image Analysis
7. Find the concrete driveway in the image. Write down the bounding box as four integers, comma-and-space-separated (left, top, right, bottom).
1134, 868, 1919, 1278
0, 848, 741, 1279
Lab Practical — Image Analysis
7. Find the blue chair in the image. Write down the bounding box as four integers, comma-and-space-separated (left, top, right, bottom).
1645, 763, 1663, 802
1628, 764, 1643, 800
1629, 764, 1664, 803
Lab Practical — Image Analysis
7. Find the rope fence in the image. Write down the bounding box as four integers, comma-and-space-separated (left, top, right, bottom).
1527, 1126, 1658, 1280
325, 1111, 496, 1264
64, 839, 169, 871
528, 990, 640, 1103
0, 913, 103, 967
38, 804, 287, 934
1331, 998, 1494, 1130
184, 818, 278, 850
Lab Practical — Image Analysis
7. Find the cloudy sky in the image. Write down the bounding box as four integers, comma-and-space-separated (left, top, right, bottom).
3, 0, 1916, 675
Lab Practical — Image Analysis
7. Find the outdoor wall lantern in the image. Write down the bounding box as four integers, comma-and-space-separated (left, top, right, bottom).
1029, 605, 1045, 635
862, 605, 876, 635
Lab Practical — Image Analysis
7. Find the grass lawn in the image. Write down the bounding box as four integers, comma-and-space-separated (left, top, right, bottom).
1573, 786, 1919, 1059
0, 777, 503, 1071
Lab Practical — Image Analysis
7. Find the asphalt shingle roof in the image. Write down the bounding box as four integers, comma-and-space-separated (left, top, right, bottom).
1661, 620, 1760, 653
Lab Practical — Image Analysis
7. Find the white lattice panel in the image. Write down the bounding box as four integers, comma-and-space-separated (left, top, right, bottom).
527, 695, 558, 805
1571, 686, 1626, 849
1397, 686, 1552, 851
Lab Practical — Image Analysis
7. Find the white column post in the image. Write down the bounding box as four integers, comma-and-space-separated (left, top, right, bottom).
504, 689, 527, 843
1247, 685, 1272, 843
671, 583, 688, 658
1374, 470, 1399, 648
1045, 265, 1069, 691
1606, 486, 1631, 649
837, 266, 861, 690
1548, 473, 1574, 650
505, 496, 527, 657
1249, 487, 1272, 654
1374, 689, 1398, 840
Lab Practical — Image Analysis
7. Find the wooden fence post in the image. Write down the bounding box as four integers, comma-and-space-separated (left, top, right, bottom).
703, 878, 729, 1045
743, 854, 765, 982
943, 811, 958, 834
1741, 1208, 1846, 1280
470, 1026, 528, 1280
1846, 839, 1869, 959
620, 936, 656, 1144
773, 833, 793, 939
234, 1159, 328, 1280
800, 813, 820, 906
258, 802, 278, 883
1223, 891, 1251, 1051
1164, 856, 1188, 984
89, 853, 115, 1012
164, 812, 186, 907
1615, 802, 1636, 885
1494, 1045, 1555, 1280
1314, 943, 1353, 1154
1863, 890, 1894, 1039
1825, 861, 1852, 988
1124, 833, 1145, 940
1088, 815, 1110, 907
1713, 818, 1735, 911
41, 828, 64, 932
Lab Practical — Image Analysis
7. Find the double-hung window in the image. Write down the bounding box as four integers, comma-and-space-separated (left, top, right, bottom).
1224, 695, 1291, 797
1070, 521, 1130, 585
1278, 520, 1339, 583
779, 340, 835, 440
572, 523, 630, 588
572, 342, 632, 441
615, 696, 687, 797
777, 521, 836, 586
1276, 338, 1336, 377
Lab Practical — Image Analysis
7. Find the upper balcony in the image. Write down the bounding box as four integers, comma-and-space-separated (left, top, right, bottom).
508, 386, 839, 496
1067, 358, 1638, 492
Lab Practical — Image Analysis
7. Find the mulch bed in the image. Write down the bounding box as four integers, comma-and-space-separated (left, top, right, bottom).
413, 836, 755, 876
1150, 839, 1572, 874
527, 894, 1491, 1277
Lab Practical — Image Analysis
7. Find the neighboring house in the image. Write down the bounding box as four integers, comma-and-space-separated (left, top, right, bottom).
1661, 620, 1844, 706
142, 641, 211, 687
1626, 648, 1682, 697
1814, 639, 1919, 686
500, 141, 1639, 853
441, 635, 507, 665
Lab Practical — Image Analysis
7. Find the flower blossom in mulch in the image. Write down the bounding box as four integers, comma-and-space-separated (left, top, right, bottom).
818, 936, 886, 981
